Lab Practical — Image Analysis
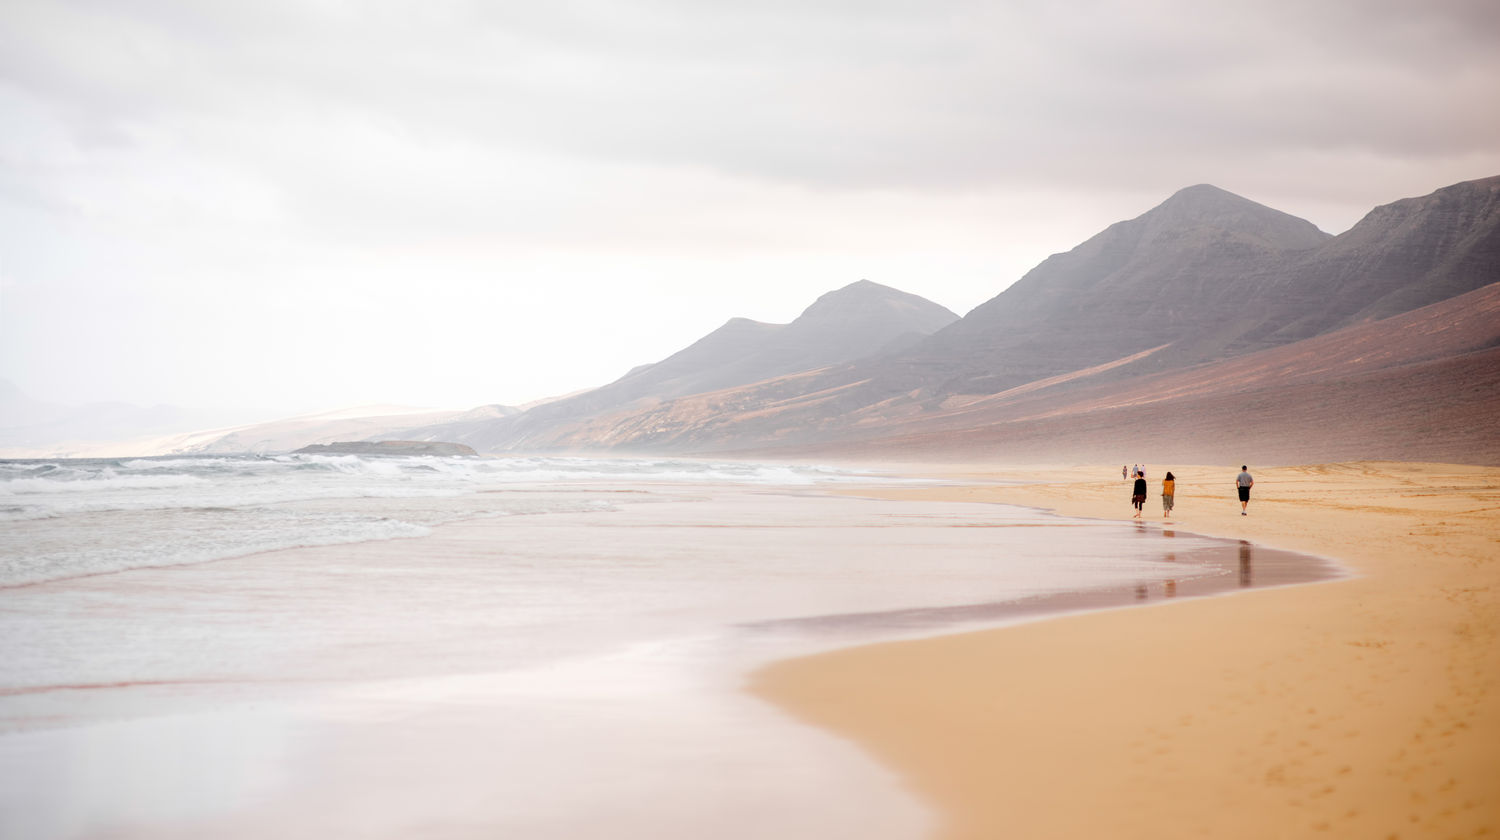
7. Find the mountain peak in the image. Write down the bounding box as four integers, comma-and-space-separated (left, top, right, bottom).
805, 278, 902, 307
1166, 183, 1239, 201
1153, 184, 1274, 220
793, 279, 959, 336
1117, 183, 1332, 253
595, 280, 952, 391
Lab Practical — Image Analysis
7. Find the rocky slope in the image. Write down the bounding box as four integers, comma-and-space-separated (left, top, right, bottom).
1259, 175, 1500, 339
410, 175, 1500, 463
551, 279, 1500, 464
405, 279, 958, 451
907, 184, 1334, 395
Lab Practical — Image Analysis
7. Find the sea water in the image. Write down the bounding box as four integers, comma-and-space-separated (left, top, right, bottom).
0, 454, 874, 587
0, 455, 1334, 839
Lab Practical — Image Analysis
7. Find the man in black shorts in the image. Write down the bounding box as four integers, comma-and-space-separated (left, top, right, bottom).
1236, 466, 1254, 515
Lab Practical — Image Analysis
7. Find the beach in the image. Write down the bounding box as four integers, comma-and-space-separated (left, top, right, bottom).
3, 456, 1494, 838
752, 461, 1500, 838
4, 455, 1293, 839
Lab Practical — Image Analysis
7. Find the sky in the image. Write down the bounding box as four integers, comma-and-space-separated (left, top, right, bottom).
3, 0, 1499, 424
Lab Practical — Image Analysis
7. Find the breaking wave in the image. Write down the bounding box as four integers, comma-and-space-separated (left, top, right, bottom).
0, 454, 889, 586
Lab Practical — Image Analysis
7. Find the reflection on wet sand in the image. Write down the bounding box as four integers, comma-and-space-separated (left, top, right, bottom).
747, 529, 1335, 641
1136, 579, 1180, 600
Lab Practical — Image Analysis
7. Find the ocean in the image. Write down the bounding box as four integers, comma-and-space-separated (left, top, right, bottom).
0, 454, 886, 587
0, 454, 1335, 838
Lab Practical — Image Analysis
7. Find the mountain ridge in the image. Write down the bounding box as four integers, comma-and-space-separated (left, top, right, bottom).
555, 279, 1500, 465
432, 175, 1500, 461
405, 279, 959, 451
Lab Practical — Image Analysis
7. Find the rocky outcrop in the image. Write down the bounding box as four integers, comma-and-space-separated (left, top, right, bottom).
294, 440, 478, 457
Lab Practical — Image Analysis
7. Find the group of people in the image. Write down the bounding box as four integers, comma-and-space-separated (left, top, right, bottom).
1124, 464, 1255, 518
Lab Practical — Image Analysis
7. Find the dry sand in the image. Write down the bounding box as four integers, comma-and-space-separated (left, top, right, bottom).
751, 461, 1500, 839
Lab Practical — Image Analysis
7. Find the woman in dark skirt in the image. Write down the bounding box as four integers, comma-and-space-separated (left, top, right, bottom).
1132, 470, 1148, 518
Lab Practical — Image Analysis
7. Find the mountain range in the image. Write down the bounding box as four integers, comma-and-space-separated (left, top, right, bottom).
14, 176, 1490, 464
402, 174, 1500, 465
408, 279, 960, 452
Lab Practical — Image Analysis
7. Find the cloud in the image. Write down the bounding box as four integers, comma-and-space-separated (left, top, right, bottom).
10, 0, 1499, 196
2, 0, 1497, 414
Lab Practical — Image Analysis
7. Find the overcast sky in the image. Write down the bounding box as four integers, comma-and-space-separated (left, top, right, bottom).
3, 0, 1499, 422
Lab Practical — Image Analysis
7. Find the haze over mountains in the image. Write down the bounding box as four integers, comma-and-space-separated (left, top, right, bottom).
401, 174, 1500, 465
407, 280, 959, 452
0, 398, 488, 459
7, 175, 1494, 465
0, 381, 228, 454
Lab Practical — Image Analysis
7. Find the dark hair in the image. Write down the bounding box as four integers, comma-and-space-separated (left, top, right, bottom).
1242, 465, 1248, 470
1165, 471, 1175, 481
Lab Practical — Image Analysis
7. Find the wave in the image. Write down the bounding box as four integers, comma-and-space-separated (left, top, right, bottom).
0, 455, 885, 516
0, 454, 893, 586
0, 472, 209, 495
0, 515, 435, 588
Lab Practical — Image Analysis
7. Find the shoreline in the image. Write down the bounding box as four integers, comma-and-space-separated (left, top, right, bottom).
10, 479, 1208, 840
750, 461, 1500, 839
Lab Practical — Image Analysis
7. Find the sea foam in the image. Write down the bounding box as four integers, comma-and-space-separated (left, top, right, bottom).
0, 454, 887, 586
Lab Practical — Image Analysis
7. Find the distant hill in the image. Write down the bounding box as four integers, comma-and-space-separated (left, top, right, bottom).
432, 175, 1500, 464
294, 440, 478, 457
403, 279, 959, 451
167, 405, 499, 456
612, 279, 959, 399
0, 403, 493, 458
0, 380, 215, 453
0, 381, 241, 457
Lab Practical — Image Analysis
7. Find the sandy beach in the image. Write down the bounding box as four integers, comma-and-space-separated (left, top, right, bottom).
752, 461, 1500, 839
7, 466, 1240, 840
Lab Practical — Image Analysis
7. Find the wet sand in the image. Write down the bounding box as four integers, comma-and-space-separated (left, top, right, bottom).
3, 484, 1237, 839
751, 461, 1500, 839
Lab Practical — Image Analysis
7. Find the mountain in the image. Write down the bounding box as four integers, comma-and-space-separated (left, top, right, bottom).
436, 175, 1500, 463
403, 280, 958, 451
163, 405, 491, 455
0, 402, 489, 459
902, 184, 1333, 395
839, 176, 1499, 404
787, 278, 1500, 465
529, 278, 1500, 465
1256, 175, 1500, 341
612, 279, 959, 399
0, 381, 226, 454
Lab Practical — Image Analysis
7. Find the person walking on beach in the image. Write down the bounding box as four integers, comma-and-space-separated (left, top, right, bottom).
1123, 465, 1129, 481
1162, 471, 1175, 518
1132, 470, 1148, 518
1235, 466, 1254, 515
